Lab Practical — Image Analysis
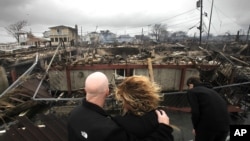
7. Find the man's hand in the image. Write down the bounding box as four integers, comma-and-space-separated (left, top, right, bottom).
155, 110, 170, 125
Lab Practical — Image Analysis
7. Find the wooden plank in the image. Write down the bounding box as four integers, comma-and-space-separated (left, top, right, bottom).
147, 58, 154, 82
38, 126, 62, 141
9, 97, 25, 103
4, 101, 37, 118
4, 126, 26, 141
17, 128, 39, 141
5, 124, 36, 141
39, 114, 67, 141
20, 79, 52, 98
42, 114, 68, 134
15, 93, 32, 98
0, 100, 15, 108
17, 116, 51, 141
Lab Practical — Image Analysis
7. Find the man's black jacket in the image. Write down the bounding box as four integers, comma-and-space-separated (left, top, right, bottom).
187, 84, 230, 132
68, 99, 174, 141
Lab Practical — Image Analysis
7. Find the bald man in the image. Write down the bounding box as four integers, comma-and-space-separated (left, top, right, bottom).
68, 72, 173, 141
84, 72, 109, 108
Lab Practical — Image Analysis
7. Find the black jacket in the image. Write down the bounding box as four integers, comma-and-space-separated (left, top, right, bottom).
187, 84, 230, 132
68, 99, 174, 141
113, 110, 173, 139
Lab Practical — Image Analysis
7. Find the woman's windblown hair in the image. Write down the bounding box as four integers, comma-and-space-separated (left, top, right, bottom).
115, 75, 162, 116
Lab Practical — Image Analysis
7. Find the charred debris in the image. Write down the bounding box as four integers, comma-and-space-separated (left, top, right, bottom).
0, 41, 250, 132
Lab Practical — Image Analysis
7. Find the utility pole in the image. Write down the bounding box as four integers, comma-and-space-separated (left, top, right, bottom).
199, 0, 203, 46
247, 25, 250, 55
141, 28, 144, 43
81, 26, 83, 45
197, 0, 203, 45
246, 25, 250, 44
207, 0, 214, 41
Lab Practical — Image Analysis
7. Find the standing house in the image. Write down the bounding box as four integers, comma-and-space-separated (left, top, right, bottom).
26, 32, 49, 47
117, 35, 135, 44
49, 25, 78, 46
99, 30, 117, 44
86, 32, 100, 45
83, 31, 117, 45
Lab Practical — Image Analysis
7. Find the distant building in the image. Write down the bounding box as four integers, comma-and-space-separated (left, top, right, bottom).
117, 35, 134, 44
134, 35, 151, 44
18, 32, 48, 47
43, 31, 50, 38
17, 30, 28, 44
84, 32, 100, 45
99, 30, 117, 44
170, 31, 187, 42
216, 34, 249, 43
49, 25, 78, 46
80, 34, 91, 45
26, 32, 49, 47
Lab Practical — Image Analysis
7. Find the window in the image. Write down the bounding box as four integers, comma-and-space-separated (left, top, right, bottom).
115, 69, 134, 77
57, 29, 62, 35
64, 37, 67, 42
51, 38, 54, 42
55, 38, 58, 42
116, 69, 125, 77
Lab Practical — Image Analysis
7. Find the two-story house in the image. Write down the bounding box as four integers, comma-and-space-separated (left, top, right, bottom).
49, 25, 78, 46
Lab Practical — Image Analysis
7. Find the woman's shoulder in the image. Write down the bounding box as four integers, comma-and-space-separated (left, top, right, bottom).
113, 110, 158, 125
112, 110, 159, 138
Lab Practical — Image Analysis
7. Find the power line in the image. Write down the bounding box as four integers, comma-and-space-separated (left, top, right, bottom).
97, 9, 200, 35
209, 0, 241, 27
149, 8, 197, 25
167, 16, 200, 28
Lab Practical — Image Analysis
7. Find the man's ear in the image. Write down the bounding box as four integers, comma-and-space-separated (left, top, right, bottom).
105, 88, 110, 96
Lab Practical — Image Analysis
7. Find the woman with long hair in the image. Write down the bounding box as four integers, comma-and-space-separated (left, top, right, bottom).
113, 75, 173, 140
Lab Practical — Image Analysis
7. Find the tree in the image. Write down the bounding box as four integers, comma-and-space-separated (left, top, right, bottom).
170, 31, 187, 42
5, 20, 28, 43
151, 24, 168, 42
159, 29, 169, 42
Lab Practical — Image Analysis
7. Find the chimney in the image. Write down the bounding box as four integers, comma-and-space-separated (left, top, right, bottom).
75, 24, 78, 45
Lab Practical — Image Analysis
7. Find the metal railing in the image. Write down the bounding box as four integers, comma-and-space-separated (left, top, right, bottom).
0, 53, 39, 98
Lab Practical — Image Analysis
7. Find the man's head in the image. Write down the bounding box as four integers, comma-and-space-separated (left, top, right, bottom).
85, 72, 109, 102
186, 76, 201, 89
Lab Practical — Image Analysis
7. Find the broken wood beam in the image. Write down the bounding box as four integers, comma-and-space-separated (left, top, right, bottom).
147, 58, 154, 82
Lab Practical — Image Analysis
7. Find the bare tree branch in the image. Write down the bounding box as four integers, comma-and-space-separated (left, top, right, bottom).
5, 20, 28, 43
151, 24, 168, 42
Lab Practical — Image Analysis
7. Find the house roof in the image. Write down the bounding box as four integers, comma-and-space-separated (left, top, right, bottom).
2, 114, 68, 141
49, 25, 76, 31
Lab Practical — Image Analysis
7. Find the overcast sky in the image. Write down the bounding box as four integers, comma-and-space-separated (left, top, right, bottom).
0, 0, 250, 43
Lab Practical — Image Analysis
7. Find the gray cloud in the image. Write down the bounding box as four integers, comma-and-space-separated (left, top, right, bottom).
0, 0, 250, 43
0, 0, 33, 23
